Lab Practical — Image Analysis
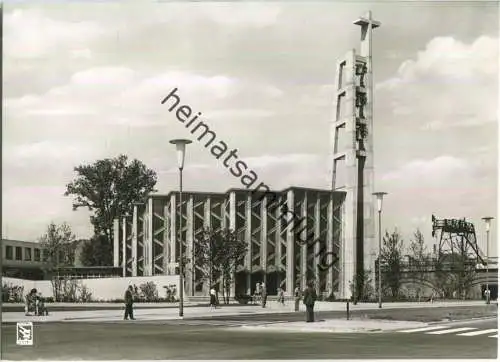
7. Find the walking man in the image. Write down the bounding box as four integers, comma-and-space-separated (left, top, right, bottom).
261, 283, 267, 308
124, 285, 135, 320
303, 281, 317, 323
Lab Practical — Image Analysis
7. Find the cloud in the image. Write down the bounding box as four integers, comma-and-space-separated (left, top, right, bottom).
377, 36, 498, 130
4, 8, 104, 60
203, 109, 275, 121
5, 67, 283, 131
7, 141, 95, 163
2, 185, 93, 241
382, 156, 469, 183
200, 3, 282, 27
244, 153, 319, 168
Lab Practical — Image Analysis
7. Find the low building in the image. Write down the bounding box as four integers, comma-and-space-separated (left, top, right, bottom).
1, 239, 121, 281
2, 239, 46, 280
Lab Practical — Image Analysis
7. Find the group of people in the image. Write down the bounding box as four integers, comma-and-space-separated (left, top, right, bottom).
122, 281, 319, 322
252, 281, 318, 322
24, 288, 49, 316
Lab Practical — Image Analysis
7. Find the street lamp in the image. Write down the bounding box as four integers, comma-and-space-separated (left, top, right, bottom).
482, 216, 494, 304
169, 138, 192, 317
373, 192, 387, 309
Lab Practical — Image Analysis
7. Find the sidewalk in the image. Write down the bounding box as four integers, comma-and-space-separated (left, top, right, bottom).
2, 300, 493, 324
1, 304, 291, 323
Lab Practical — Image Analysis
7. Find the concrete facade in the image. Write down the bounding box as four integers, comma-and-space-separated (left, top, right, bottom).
114, 188, 346, 298
331, 12, 380, 298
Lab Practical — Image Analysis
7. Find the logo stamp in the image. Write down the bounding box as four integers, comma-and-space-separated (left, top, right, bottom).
16, 322, 33, 346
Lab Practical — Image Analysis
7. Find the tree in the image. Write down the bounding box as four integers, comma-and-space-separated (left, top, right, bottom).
39, 222, 76, 268
194, 228, 247, 304
380, 229, 404, 299
349, 269, 375, 303
39, 222, 77, 301
79, 234, 113, 266
407, 229, 431, 301
433, 252, 476, 300
64, 154, 157, 257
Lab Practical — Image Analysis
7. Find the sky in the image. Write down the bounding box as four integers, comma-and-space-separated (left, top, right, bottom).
3, 1, 498, 257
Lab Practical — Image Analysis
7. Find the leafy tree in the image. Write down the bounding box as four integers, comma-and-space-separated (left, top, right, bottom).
433, 252, 476, 299
79, 234, 113, 266
39, 222, 77, 301
407, 229, 431, 300
64, 154, 157, 257
380, 229, 404, 299
39, 222, 76, 268
195, 228, 247, 304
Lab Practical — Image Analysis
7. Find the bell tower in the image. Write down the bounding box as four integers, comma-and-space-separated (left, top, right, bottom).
331, 11, 380, 299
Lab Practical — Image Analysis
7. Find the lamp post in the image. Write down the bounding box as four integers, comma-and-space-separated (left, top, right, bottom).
170, 139, 192, 317
373, 192, 387, 309
482, 216, 494, 304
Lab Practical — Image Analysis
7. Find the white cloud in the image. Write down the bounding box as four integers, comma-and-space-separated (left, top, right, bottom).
4, 9, 104, 60
2, 186, 93, 241
200, 3, 281, 27
7, 141, 93, 162
204, 109, 275, 121
5, 67, 283, 131
377, 36, 498, 129
244, 153, 319, 168
382, 156, 469, 183
70, 48, 92, 60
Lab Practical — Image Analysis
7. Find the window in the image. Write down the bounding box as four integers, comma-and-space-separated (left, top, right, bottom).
34, 248, 41, 262
15, 247, 22, 261
42, 250, 49, 262
24, 248, 32, 261
5, 245, 13, 260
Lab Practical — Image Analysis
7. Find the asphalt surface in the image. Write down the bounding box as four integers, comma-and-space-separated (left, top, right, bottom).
1, 315, 497, 359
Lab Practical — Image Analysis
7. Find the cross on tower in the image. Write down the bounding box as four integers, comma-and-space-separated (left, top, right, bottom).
353, 11, 381, 57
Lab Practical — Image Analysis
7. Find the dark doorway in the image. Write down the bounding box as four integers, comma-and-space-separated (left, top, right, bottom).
235, 271, 248, 296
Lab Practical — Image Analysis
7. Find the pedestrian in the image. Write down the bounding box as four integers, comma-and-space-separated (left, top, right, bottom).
294, 283, 301, 312
277, 287, 285, 305
124, 285, 135, 320
303, 281, 317, 323
261, 283, 267, 308
485, 289, 491, 304
209, 286, 217, 311
254, 282, 261, 305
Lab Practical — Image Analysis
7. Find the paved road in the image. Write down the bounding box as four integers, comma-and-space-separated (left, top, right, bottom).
2, 317, 496, 359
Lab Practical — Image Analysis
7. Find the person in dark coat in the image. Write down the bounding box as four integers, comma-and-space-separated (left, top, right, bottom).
261, 283, 267, 308
124, 286, 135, 320
303, 281, 317, 322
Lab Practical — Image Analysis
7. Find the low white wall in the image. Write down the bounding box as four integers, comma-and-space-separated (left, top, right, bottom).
2, 275, 180, 301
3, 277, 53, 297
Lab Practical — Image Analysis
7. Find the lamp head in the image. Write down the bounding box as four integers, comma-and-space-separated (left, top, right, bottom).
482, 216, 494, 231
169, 139, 192, 170
372, 192, 388, 213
